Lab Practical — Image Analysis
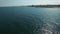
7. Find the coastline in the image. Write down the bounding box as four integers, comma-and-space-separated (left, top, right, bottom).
27, 5, 60, 8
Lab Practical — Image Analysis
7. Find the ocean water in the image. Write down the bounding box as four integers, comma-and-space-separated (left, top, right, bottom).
0, 6, 60, 34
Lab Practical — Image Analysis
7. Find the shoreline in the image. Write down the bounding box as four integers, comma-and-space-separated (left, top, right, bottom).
28, 5, 60, 8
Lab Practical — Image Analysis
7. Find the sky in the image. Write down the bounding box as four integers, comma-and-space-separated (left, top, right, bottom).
0, 0, 60, 6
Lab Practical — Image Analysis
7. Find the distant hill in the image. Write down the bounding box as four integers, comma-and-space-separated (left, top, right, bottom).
28, 5, 60, 8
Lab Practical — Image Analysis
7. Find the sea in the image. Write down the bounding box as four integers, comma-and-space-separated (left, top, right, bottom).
0, 6, 60, 34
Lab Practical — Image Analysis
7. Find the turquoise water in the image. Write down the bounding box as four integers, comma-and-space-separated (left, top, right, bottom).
0, 7, 60, 34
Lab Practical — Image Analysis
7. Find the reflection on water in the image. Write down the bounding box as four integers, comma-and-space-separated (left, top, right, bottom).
0, 7, 60, 34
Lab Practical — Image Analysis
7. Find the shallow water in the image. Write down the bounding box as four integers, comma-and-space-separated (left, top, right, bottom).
0, 7, 60, 34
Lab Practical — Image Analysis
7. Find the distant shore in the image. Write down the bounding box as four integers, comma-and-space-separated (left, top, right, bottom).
27, 5, 60, 8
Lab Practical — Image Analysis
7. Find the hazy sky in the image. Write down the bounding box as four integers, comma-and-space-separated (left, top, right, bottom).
0, 0, 60, 6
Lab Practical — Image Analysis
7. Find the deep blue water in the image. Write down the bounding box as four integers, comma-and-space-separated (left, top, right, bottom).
0, 6, 60, 34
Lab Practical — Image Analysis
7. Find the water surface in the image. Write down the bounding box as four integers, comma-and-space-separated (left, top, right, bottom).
0, 7, 60, 34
